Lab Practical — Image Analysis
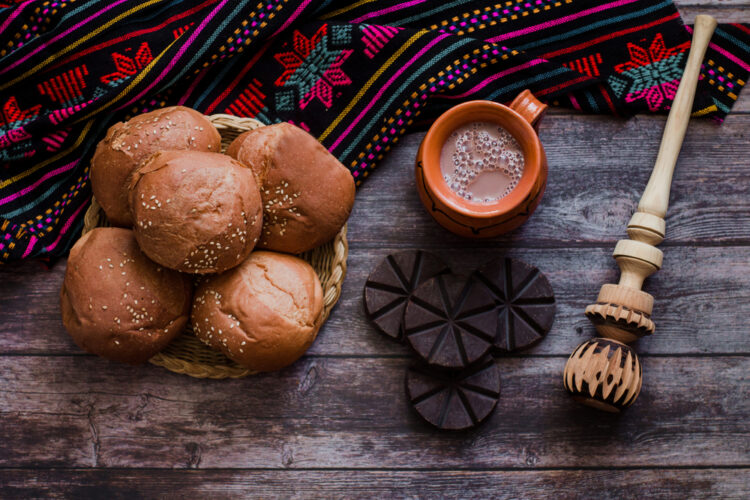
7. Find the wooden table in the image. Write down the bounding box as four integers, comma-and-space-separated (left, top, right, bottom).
2, 6, 749, 499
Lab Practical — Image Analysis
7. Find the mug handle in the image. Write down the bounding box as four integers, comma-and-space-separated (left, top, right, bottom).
510, 89, 547, 132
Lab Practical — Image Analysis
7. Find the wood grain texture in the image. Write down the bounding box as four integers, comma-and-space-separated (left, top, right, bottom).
675, 0, 750, 6
2, 245, 749, 356
0, 2, 748, 495
1, 469, 749, 499
351, 114, 750, 247
1, 356, 747, 469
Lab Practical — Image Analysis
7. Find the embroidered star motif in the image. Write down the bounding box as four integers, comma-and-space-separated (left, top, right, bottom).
274, 25, 353, 110
608, 33, 691, 112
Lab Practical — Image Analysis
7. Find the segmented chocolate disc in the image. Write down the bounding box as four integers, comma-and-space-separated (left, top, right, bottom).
403, 273, 497, 369
473, 257, 556, 352
363, 251, 451, 343
406, 356, 500, 430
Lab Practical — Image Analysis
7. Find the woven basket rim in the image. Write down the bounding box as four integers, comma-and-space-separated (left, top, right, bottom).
79, 114, 349, 379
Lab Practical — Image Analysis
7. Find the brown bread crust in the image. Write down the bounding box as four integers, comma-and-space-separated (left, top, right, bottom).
60, 227, 193, 364
227, 123, 355, 254
91, 106, 221, 227
128, 150, 263, 274
191, 251, 324, 372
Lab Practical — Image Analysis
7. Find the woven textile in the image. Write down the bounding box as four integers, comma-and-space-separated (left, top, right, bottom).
0, 0, 748, 263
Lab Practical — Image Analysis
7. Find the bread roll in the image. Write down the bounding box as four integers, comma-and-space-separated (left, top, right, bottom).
60, 227, 192, 364
128, 150, 263, 274
91, 106, 221, 227
191, 251, 324, 372
226, 123, 355, 254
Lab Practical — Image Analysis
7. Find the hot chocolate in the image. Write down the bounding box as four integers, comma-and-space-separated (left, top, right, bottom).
439, 121, 524, 204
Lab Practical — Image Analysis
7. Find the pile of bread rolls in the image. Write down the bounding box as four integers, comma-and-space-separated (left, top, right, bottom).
61, 107, 355, 371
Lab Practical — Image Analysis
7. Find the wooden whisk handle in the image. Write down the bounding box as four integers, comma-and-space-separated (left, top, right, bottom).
566, 16, 719, 411
627, 15, 717, 246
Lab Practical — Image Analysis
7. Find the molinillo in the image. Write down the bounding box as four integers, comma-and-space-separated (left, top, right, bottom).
563, 15, 717, 412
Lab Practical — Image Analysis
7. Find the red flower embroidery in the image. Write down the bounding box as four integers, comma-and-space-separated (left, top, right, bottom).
100, 42, 154, 84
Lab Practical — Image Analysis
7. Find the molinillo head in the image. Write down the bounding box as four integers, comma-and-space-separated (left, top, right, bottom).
563, 15, 717, 412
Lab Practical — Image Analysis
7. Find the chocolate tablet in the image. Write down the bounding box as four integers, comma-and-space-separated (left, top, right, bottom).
403, 273, 496, 369
473, 257, 555, 353
364, 251, 450, 342
406, 356, 500, 430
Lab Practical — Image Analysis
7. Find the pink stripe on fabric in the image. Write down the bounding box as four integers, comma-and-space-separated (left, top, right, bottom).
487, 0, 640, 43
117, 0, 229, 111
21, 235, 36, 258
0, 0, 34, 37
370, 25, 392, 44
0, 0, 131, 75
350, 0, 428, 23
568, 93, 581, 110
329, 33, 449, 152
705, 41, 749, 71
0, 160, 78, 206
434, 58, 547, 99
178, 67, 209, 105
44, 200, 87, 252
684, 26, 750, 72
272, 0, 311, 36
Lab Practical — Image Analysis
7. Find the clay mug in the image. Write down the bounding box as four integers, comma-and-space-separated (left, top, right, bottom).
415, 90, 548, 238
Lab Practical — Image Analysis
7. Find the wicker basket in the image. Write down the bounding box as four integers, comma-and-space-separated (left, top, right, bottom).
81, 114, 348, 379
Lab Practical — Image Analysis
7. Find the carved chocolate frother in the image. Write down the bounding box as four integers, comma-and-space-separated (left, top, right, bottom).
563, 15, 718, 412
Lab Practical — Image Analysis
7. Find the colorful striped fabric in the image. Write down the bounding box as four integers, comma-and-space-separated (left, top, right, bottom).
0, 0, 747, 263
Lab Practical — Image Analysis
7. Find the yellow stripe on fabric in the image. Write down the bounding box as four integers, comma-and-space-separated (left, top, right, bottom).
0, 0, 166, 91
77, 37, 180, 122
319, 0, 378, 20
318, 30, 426, 141
0, 120, 95, 190
691, 105, 717, 118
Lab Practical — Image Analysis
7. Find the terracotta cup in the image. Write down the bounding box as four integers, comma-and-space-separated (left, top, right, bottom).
415, 90, 548, 238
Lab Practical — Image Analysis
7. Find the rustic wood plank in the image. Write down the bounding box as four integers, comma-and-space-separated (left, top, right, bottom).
675, 0, 750, 6
676, 6, 750, 24
1, 356, 747, 469
2, 244, 748, 356
1, 468, 749, 499
671, 4, 750, 27
353, 114, 750, 246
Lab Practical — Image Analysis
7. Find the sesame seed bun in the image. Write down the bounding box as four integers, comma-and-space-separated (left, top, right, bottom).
60, 227, 193, 365
191, 251, 324, 372
90, 106, 221, 227
128, 150, 263, 274
226, 122, 355, 254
